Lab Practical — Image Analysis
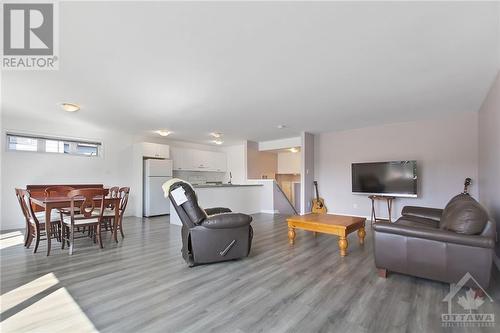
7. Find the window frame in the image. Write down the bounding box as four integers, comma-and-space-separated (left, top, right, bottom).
5, 132, 103, 158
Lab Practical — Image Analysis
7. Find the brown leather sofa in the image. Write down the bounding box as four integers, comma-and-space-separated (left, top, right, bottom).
373, 194, 496, 288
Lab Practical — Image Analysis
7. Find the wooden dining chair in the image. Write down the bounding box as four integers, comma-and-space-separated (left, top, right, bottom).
100, 187, 130, 239
15, 188, 32, 248
61, 188, 106, 255
15, 189, 61, 253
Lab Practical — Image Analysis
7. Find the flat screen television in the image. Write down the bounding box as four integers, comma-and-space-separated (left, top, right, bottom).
352, 161, 417, 197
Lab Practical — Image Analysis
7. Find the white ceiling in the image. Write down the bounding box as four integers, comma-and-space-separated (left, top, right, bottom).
2, 1, 499, 145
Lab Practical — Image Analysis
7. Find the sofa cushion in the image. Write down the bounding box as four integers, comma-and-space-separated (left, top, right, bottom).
441, 197, 488, 235
440, 194, 475, 229
395, 215, 439, 229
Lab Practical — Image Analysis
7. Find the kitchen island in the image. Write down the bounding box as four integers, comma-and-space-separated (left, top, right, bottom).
169, 184, 263, 225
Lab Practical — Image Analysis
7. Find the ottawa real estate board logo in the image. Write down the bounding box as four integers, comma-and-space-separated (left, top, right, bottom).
441, 272, 495, 327
2, 1, 59, 70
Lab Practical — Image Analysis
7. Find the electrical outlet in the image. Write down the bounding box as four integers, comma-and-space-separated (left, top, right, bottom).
353, 203, 358, 209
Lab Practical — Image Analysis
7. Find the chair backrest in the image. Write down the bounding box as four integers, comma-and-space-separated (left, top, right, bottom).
106, 186, 120, 209
15, 188, 30, 222
168, 182, 206, 228
15, 189, 41, 227
67, 188, 105, 222
118, 187, 130, 213
44, 186, 74, 197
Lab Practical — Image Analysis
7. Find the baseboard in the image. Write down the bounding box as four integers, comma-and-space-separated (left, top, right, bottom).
260, 210, 278, 214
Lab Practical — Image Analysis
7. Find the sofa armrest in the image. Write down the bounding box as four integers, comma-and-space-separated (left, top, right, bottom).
373, 222, 494, 249
201, 213, 252, 229
401, 206, 443, 221
204, 207, 232, 216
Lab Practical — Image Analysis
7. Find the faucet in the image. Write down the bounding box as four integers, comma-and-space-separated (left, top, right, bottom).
229, 171, 232, 184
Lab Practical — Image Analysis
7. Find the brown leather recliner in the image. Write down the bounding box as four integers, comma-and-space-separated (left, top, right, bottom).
168, 181, 253, 267
373, 194, 496, 288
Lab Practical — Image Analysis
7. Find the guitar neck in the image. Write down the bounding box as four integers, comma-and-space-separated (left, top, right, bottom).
314, 183, 320, 200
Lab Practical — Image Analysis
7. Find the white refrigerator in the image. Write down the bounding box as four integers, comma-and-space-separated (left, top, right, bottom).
143, 159, 173, 217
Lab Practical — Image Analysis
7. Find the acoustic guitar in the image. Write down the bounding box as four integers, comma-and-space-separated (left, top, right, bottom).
312, 181, 327, 214
463, 177, 472, 195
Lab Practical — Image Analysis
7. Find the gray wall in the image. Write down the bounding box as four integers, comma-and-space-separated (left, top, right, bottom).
314, 112, 479, 220
246, 141, 277, 179
478, 71, 500, 264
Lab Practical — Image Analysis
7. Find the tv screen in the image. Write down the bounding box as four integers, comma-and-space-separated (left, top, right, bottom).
352, 161, 417, 197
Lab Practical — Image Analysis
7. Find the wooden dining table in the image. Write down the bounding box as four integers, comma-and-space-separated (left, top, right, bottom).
30, 195, 121, 256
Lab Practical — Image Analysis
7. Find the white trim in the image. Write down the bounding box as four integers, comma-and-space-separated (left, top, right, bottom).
260, 210, 278, 214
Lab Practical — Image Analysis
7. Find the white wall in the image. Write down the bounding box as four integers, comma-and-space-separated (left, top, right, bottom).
315, 112, 479, 220
221, 144, 247, 184
300, 132, 315, 214
1, 116, 147, 230
277, 152, 301, 174
478, 71, 500, 263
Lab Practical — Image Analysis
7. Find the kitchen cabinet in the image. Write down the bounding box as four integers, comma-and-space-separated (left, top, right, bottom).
171, 147, 227, 172
138, 142, 170, 159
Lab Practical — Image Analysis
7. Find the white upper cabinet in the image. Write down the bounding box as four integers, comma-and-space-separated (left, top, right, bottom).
138, 142, 170, 159
171, 147, 227, 172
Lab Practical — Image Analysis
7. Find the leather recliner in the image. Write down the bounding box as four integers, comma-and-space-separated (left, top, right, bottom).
168, 181, 253, 266
373, 193, 496, 288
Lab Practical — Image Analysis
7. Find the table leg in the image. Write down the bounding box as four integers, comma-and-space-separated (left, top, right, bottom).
45, 206, 52, 256
288, 227, 296, 245
338, 236, 348, 256
371, 198, 376, 224
388, 198, 393, 223
358, 227, 366, 245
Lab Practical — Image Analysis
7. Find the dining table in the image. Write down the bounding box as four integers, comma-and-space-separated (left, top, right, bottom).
30, 194, 121, 256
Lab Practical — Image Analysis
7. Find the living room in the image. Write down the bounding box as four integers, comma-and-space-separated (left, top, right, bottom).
1, 1, 499, 332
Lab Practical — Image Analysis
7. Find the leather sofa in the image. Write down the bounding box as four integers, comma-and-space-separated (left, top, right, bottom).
373, 194, 496, 288
168, 181, 253, 266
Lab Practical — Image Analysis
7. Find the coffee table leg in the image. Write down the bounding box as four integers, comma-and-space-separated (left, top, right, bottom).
338, 236, 348, 256
288, 227, 296, 245
357, 227, 366, 245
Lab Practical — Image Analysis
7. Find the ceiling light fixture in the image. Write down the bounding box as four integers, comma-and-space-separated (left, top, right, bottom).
213, 139, 224, 145
61, 103, 80, 112
156, 130, 171, 137
289, 147, 299, 153
277, 124, 286, 129
210, 132, 223, 138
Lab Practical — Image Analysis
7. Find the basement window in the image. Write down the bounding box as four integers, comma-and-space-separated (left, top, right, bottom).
6, 133, 102, 157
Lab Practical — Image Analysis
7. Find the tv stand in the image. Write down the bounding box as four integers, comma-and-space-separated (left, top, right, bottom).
368, 195, 395, 224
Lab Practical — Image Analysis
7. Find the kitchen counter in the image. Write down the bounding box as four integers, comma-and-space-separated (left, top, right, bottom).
169, 184, 263, 225
193, 184, 263, 188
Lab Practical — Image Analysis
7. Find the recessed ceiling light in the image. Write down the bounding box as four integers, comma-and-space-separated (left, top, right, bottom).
277, 124, 286, 129
61, 103, 80, 112
210, 132, 223, 138
213, 139, 223, 145
156, 130, 171, 137
289, 147, 299, 153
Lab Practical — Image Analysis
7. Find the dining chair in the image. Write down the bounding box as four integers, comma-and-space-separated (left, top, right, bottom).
100, 186, 120, 231
61, 188, 106, 255
100, 187, 130, 239
15, 188, 61, 253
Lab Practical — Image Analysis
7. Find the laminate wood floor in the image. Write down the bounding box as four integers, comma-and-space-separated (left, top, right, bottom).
1, 214, 499, 333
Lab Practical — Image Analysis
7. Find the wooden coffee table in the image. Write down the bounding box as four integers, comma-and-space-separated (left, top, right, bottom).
286, 213, 366, 256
